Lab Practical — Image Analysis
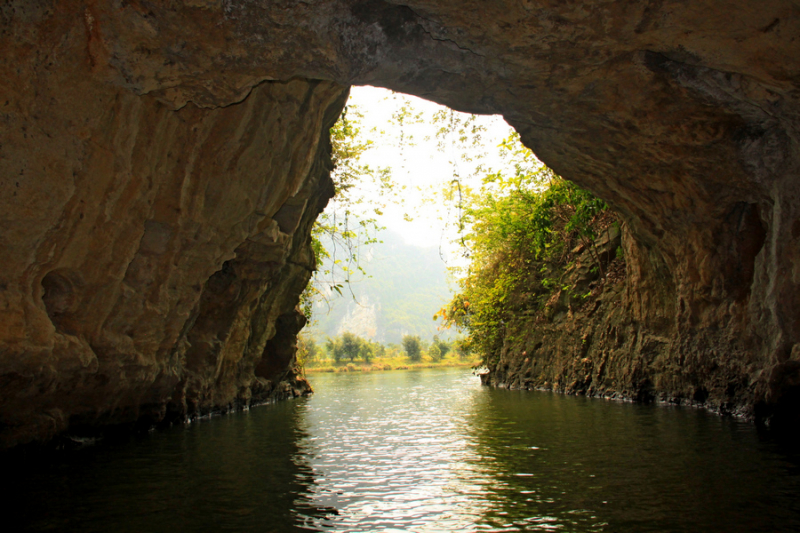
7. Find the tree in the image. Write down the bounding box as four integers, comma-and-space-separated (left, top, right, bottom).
297, 336, 319, 367
359, 342, 374, 363
340, 332, 361, 362
402, 335, 422, 362
326, 337, 343, 363
428, 343, 441, 361
373, 342, 386, 358
432, 335, 450, 360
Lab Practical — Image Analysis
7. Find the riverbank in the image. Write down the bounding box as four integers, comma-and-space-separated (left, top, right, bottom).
303, 356, 480, 374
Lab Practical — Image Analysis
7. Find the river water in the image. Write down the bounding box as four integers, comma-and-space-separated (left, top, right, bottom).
7, 368, 800, 532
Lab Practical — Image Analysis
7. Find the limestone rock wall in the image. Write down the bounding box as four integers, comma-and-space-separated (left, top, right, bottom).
482, 225, 766, 421
0, 1, 349, 447
1, 0, 799, 445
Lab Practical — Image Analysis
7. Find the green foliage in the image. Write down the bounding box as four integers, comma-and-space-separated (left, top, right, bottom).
359, 341, 374, 363
298, 336, 318, 364
437, 133, 615, 366
325, 332, 377, 363
307, 331, 474, 370
340, 332, 362, 362
616, 241, 625, 260
431, 335, 450, 361
402, 335, 422, 362
453, 337, 472, 360
374, 343, 386, 358
302, 92, 497, 338
301, 103, 399, 321
428, 344, 441, 361
325, 337, 341, 363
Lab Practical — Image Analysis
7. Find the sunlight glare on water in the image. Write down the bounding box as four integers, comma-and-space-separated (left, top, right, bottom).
296, 370, 497, 531
293, 369, 800, 532
6, 367, 800, 532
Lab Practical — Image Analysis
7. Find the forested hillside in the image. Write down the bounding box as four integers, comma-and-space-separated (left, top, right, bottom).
305, 229, 453, 344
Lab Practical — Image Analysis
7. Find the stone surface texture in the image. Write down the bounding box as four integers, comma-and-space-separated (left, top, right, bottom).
1, 0, 799, 446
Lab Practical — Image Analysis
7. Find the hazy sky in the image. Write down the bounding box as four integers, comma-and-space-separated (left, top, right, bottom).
339, 86, 517, 265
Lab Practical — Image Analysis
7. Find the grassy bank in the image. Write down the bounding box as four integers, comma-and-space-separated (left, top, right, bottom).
303, 355, 480, 374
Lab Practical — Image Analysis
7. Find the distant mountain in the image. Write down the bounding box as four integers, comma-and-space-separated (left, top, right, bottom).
304, 229, 455, 344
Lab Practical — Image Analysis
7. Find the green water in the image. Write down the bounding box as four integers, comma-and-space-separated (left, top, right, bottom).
6, 368, 800, 532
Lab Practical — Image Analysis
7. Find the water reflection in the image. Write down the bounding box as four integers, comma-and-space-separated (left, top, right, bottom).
3, 368, 800, 532
4, 399, 327, 532
462, 388, 800, 532
298, 369, 800, 531
297, 370, 490, 531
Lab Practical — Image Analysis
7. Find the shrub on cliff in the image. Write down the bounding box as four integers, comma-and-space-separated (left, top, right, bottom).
436, 134, 618, 366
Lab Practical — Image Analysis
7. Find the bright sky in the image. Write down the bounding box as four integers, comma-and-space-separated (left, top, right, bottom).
340, 85, 518, 265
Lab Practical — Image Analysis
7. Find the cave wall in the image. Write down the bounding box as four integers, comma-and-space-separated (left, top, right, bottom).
1, 0, 799, 445
0, 1, 350, 447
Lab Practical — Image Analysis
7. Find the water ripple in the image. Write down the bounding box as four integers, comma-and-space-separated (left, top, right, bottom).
7, 368, 800, 532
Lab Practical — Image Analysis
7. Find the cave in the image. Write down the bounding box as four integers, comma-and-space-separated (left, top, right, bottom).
0, 0, 798, 448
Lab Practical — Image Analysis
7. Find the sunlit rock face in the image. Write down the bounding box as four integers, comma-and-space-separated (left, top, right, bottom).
1, 0, 798, 446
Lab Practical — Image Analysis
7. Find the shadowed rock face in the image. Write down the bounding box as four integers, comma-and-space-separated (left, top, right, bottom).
1, 0, 798, 446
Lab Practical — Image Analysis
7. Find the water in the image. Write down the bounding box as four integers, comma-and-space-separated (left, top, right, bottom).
5, 368, 800, 532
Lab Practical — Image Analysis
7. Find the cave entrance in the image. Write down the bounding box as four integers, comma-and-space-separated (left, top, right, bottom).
298, 85, 515, 370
